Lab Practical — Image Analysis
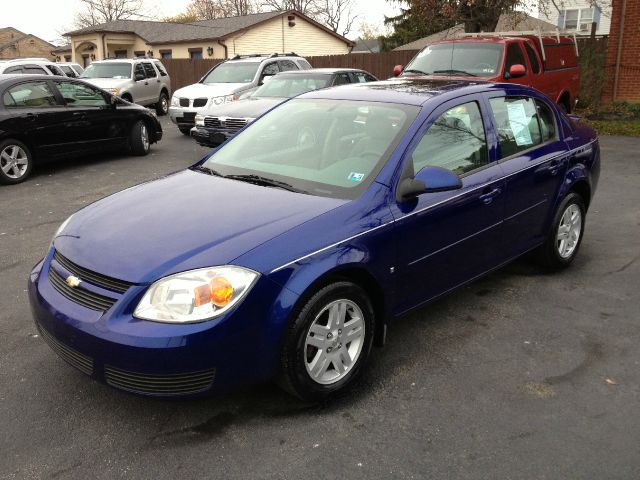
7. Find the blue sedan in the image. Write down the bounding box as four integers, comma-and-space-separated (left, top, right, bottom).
28, 79, 600, 400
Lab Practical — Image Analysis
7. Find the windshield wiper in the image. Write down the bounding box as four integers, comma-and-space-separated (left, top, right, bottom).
402, 68, 429, 75
191, 165, 224, 177
433, 69, 477, 77
224, 174, 307, 194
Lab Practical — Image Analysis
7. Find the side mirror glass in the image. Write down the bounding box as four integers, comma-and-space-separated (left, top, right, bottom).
508, 64, 526, 78
393, 65, 403, 77
397, 166, 462, 201
135, 72, 145, 81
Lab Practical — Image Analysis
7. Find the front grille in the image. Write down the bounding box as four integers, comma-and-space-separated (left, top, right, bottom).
49, 268, 117, 311
193, 98, 208, 107
204, 117, 247, 134
38, 323, 94, 375
104, 365, 215, 396
54, 251, 133, 293
179, 97, 189, 107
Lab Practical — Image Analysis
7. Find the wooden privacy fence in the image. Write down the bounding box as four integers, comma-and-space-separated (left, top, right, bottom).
162, 50, 421, 91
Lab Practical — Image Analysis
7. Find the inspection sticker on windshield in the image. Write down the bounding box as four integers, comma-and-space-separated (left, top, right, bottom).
348, 172, 365, 182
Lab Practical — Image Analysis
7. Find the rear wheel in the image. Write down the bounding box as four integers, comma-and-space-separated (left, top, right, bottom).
0, 139, 33, 184
179, 127, 192, 136
278, 282, 375, 401
130, 120, 150, 156
156, 91, 169, 116
534, 192, 585, 270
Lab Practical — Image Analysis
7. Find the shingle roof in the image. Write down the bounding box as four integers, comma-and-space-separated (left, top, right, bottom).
394, 13, 558, 50
65, 10, 323, 45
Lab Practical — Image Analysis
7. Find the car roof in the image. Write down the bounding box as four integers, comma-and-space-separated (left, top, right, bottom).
299, 77, 502, 106
226, 55, 301, 64
276, 68, 368, 75
0, 74, 83, 85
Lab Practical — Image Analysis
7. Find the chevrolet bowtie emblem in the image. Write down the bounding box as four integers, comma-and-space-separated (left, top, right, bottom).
66, 275, 81, 288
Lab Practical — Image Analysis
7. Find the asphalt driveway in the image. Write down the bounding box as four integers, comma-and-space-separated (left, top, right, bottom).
1, 119, 638, 479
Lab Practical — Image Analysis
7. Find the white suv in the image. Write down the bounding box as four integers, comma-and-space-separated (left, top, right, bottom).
80, 58, 172, 115
169, 53, 311, 134
0, 59, 66, 76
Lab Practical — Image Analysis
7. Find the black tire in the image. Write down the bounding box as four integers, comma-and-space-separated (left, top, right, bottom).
534, 192, 586, 270
0, 138, 33, 185
278, 281, 375, 401
156, 91, 169, 116
121, 94, 133, 103
130, 120, 150, 156
179, 127, 192, 136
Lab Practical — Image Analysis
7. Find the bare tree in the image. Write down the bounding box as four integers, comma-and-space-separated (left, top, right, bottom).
316, 0, 357, 36
261, 0, 320, 15
74, 0, 147, 28
169, 0, 260, 21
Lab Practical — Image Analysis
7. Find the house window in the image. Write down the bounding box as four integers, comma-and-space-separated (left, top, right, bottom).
189, 48, 203, 60
64, 55, 72, 62
562, 8, 596, 32
134, 50, 146, 58
160, 49, 172, 59
114, 49, 128, 59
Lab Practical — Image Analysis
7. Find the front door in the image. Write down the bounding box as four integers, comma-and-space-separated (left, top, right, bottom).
389, 97, 505, 314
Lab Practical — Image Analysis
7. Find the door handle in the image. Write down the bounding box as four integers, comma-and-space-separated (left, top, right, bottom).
72, 111, 86, 118
479, 187, 502, 205
547, 159, 561, 175
25, 113, 37, 121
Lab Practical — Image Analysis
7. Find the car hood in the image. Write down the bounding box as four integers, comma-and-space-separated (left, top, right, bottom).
54, 170, 346, 283
202, 97, 285, 119
81, 77, 131, 89
173, 82, 249, 99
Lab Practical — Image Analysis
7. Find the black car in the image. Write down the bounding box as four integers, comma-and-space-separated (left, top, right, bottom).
0, 75, 162, 184
191, 68, 378, 147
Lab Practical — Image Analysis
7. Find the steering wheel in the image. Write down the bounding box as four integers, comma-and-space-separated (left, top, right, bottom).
297, 127, 316, 149
473, 63, 493, 72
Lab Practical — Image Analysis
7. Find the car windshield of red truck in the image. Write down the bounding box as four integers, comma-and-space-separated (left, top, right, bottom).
404, 43, 504, 78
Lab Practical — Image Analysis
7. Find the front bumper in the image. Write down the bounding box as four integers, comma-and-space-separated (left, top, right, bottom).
169, 105, 208, 128
191, 126, 228, 147
28, 252, 288, 397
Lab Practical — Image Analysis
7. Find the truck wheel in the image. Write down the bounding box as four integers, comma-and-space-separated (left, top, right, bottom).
130, 120, 150, 156
156, 91, 169, 116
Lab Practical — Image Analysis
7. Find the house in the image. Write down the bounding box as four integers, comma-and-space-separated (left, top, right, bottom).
603, 0, 639, 102
52, 44, 72, 62
0, 27, 56, 60
64, 10, 354, 66
393, 13, 557, 50
537, 1, 611, 36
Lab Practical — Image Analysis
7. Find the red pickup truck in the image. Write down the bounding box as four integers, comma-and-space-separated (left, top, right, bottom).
394, 34, 580, 112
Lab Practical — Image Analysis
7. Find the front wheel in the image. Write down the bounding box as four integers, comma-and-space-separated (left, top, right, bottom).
278, 282, 375, 401
156, 91, 169, 116
130, 120, 150, 156
534, 192, 586, 269
179, 127, 192, 136
0, 139, 33, 185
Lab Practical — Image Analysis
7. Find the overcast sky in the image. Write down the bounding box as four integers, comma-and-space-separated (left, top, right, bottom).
4, 0, 401, 45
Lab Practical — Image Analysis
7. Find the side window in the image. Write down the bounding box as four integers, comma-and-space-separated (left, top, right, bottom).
154, 61, 168, 76
296, 59, 312, 69
23, 65, 48, 75
46, 64, 65, 76
524, 43, 541, 74
3, 81, 58, 108
352, 72, 375, 83
411, 101, 488, 175
142, 62, 157, 78
54, 81, 107, 107
489, 96, 543, 158
134, 63, 145, 79
4, 66, 23, 74
60, 66, 77, 77
278, 60, 298, 71
262, 62, 279, 77
536, 99, 557, 142
333, 72, 351, 85
505, 43, 527, 75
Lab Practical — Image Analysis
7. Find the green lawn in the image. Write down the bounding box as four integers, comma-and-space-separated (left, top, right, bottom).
580, 119, 640, 136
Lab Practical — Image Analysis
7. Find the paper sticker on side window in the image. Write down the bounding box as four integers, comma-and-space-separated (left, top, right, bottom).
506, 102, 533, 146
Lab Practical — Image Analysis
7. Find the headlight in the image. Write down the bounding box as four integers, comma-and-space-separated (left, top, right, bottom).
52, 214, 73, 244
170, 95, 179, 107
134, 266, 259, 323
107, 88, 120, 96
195, 114, 205, 126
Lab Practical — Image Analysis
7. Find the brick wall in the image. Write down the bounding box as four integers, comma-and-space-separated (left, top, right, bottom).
602, 0, 640, 102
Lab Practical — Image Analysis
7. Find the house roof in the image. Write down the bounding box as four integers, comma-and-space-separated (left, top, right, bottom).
0, 33, 56, 53
65, 10, 354, 46
393, 13, 558, 50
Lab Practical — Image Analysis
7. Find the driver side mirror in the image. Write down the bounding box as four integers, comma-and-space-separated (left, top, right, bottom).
506, 64, 526, 79
134, 72, 145, 81
397, 166, 462, 201
393, 65, 403, 77
109, 95, 118, 107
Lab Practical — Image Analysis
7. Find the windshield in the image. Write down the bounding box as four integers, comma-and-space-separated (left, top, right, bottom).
202, 62, 260, 84
202, 99, 419, 199
253, 74, 331, 98
405, 43, 503, 77
81, 63, 131, 79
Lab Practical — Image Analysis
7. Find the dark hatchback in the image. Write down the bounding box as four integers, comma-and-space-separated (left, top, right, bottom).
0, 75, 162, 184
191, 68, 378, 147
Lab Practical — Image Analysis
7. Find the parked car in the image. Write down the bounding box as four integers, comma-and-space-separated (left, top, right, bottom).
29, 79, 599, 400
80, 58, 172, 115
170, 53, 312, 135
192, 68, 378, 147
57, 62, 84, 78
0, 59, 66, 76
0, 75, 162, 184
394, 32, 580, 112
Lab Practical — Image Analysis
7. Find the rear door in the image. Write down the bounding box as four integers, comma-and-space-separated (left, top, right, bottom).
485, 93, 568, 257
142, 62, 160, 104
129, 63, 147, 103
2, 80, 67, 159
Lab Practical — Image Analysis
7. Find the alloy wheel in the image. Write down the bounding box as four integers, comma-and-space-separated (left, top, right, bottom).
0, 145, 29, 179
557, 204, 582, 258
141, 124, 149, 151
